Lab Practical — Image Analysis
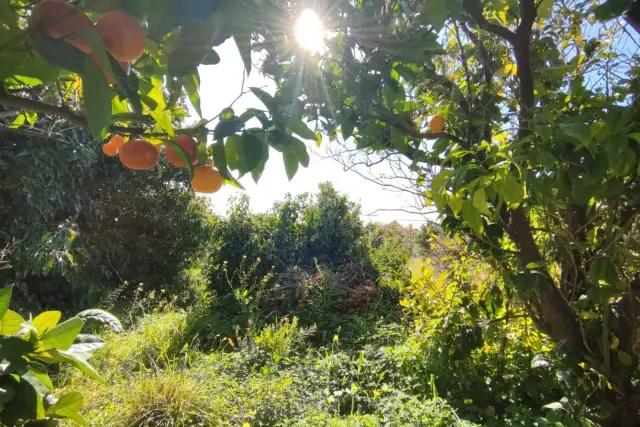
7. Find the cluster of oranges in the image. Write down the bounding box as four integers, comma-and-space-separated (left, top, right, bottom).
102, 135, 225, 194
31, 0, 146, 84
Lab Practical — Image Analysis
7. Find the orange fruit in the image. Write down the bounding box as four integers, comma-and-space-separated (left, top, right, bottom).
165, 135, 197, 167
429, 115, 446, 133
118, 139, 159, 170
108, 134, 126, 150
31, 0, 94, 53
102, 142, 118, 156
191, 166, 224, 194
95, 11, 146, 61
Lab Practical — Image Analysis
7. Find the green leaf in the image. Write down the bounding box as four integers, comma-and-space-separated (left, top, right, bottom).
82, 58, 112, 141
242, 132, 268, 172
46, 391, 87, 425
168, 12, 224, 76
497, 175, 525, 209
291, 137, 310, 168
51, 349, 104, 383
212, 139, 243, 189
0, 285, 12, 321
538, 0, 554, 19
180, 72, 202, 118
233, 31, 252, 76
593, 0, 633, 20
220, 108, 235, 121
214, 118, 244, 140
384, 83, 406, 110
447, 195, 464, 218
588, 258, 620, 287
558, 123, 592, 148
0, 310, 25, 335
472, 188, 492, 216
287, 118, 316, 141
32, 311, 61, 336
618, 350, 632, 366
82, 27, 112, 77
41, 317, 84, 351
341, 117, 355, 141
462, 200, 484, 235
26, 363, 54, 392
77, 309, 122, 333
250, 87, 276, 112
283, 149, 299, 181
166, 79, 183, 111
422, 0, 449, 30
225, 134, 244, 171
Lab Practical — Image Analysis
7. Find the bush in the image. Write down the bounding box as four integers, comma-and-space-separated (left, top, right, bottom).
0, 129, 214, 313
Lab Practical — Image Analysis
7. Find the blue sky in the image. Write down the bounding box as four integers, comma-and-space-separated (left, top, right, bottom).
196, 39, 426, 224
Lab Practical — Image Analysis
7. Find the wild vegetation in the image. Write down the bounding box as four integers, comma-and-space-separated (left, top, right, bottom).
2, 0, 640, 425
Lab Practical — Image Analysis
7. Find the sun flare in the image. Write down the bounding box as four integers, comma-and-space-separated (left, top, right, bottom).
295, 9, 324, 53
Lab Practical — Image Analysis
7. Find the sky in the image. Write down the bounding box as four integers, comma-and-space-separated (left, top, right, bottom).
196, 38, 426, 225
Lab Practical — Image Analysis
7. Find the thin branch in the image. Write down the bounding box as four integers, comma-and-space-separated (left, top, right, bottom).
463, 0, 516, 42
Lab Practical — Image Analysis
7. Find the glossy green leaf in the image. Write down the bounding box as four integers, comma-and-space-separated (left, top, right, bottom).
283, 149, 299, 181
593, 0, 633, 20
287, 118, 316, 141
588, 258, 620, 287
41, 317, 84, 351
250, 87, 276, 112
447, 195, 464, 218
242, 132, 268, 172
51, 349, 104, 383
558, 123, 592, 148
32, 311, 61, 336
291, 137, 310, 168
462, 200, 484, 235
422, 0, 449, 30
181, 72, 202, 118
538, 0, 554, 19
82, 58, 112, 141
497, 175, 525, 209
0, 310, 25, 335
341, 117, 355, 141
46, 391, 87, 425
472, 188, 492, 216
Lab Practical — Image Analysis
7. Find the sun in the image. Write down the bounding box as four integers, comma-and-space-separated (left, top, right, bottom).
295, 9, 324, 53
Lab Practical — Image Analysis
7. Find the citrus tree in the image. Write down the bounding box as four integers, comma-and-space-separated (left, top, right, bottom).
3, 0, 640, 425
0, 0, 316, 193
242, 0, 640, 425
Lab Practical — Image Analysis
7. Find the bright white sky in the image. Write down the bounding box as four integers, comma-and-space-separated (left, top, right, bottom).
196, 39, 425, 224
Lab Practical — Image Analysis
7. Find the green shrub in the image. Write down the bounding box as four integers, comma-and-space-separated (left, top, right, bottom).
0, 285, 118, 426
0, 130, 214, 313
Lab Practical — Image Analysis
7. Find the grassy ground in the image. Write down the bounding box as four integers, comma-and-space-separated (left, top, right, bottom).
63, 309, 475, 427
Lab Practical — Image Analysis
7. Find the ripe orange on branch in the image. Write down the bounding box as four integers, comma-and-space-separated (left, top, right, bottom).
31, 0, 94, 53
191, 166, 224, 194
165, 135, 198, 167
101, 135, 125, 157
96, 11, 146, 62
429, 115, 446, 133
118, 139, 159, 170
